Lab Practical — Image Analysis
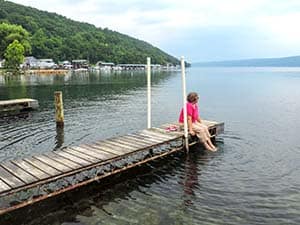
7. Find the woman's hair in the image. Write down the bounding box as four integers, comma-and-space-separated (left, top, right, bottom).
187, 92, 199, 103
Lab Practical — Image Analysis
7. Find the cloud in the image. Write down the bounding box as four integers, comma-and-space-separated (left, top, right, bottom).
9, 0, 300, 61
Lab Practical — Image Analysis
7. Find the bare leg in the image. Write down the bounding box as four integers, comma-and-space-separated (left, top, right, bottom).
203, 141, 215, 151
192, 122, 217, 151
207, 138, 217, 150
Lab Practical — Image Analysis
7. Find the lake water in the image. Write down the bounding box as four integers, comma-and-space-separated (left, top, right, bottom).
0, 67, 300, 224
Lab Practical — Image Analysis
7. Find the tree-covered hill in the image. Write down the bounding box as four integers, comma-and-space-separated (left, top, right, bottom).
0, 0, 179, 65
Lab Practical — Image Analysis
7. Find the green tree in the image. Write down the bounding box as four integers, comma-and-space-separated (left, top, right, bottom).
4, 40, 25, 70
0, 22, 31, 58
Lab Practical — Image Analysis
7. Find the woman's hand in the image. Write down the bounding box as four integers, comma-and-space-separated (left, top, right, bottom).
189, 130, 195, 136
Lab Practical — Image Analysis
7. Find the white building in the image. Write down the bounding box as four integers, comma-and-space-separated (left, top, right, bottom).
38, 59, 56, 69
23, 56, 38, 68
0, 59, 4, 68
63, 61, 72, 69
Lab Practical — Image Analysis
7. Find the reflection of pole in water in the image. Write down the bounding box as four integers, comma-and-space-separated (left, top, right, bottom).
182, 154, 199, 206
54, 125, 64, 150
184, 155, 199, 195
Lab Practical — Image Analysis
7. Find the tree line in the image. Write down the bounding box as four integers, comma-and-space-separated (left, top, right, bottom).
0, 0, 180, 70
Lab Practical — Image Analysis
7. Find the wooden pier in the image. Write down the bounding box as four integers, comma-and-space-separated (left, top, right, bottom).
0, 120, 223, 215
0, 99, 39, 115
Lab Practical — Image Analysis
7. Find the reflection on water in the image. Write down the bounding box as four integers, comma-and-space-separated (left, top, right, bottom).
181, 153, 200, 206
1, 67, 300, 224
55, 125, 64, 150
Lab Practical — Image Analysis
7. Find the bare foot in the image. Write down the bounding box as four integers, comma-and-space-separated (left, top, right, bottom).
204, 142, 216, 152
208, 142, 217, 151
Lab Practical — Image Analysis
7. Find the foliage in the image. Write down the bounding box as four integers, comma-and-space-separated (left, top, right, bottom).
0, 22, 31, 59
4, 39, 25, 70
0, 0, 179, 65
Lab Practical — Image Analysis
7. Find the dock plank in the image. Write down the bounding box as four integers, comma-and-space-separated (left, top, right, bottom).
1, 161, 38, 184
47, 152, 82, 170
34, 155, 72, 173
63, 148, 99, 163
132, 133, 168, 143
13, 159, 50, 180
85, 144, 122, 156
145, 128, 177, 137
0, 98, 39, 114
122, 138, 157, 147
79, 144, 116, 159
0, 98, 36, 106
112, 137, 148, 148
0, 179, 11, 193
143, 131, 175, 140
123, 134, 161, 145
71, 146, 108, 160
0, 166, 25, 188
55, 150, 91, 166
23, 157, 61, 177
94, 141, 132, 154
140, 130, 172, 140
102, 140, 137, 151
151, 127, 183, 136
90, 142, 123, 156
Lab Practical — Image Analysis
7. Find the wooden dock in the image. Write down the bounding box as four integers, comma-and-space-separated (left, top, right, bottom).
0, 99, 39, 115
0, 120, 224, 215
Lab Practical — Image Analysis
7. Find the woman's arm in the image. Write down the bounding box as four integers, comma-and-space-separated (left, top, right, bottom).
188, 116, 195, 135
197, 117, 202, 123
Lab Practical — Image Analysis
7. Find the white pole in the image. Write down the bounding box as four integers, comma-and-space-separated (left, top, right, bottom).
181, 56, 189, 151
147, 57, 151, 129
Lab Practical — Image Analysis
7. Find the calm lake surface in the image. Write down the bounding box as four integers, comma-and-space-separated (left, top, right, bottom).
0, 67, 300, 224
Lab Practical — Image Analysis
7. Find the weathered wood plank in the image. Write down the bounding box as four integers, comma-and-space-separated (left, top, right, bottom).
90, 142, 123, 156
112, 137, 148, 148
23, 157, 61, 177
133, 133, 168, 143
0, 165, 25, 188
122, 135, 157, 147
0, 179, 11, 193
94, 141, 131, 154
1, 161, 38, 184
123, 134, 161, 145
54, 150, 91, 167
140, 130, 172, 140
80, 144, 116, 159
0, 98, 36, 106
99, 141, 133, 153
145, 128, 176, 137
85, 144, 122, 156
71, 146, 108, 160
142, 130, 175, 140
63, 148, 99, 163
34, 155, 72, 173
150, 127, 183, 137
138, 134, 168, 142
0, 99, 39, 114
102, 139, 137, 151
13, 159, 50, 180
47, 152, 82, 170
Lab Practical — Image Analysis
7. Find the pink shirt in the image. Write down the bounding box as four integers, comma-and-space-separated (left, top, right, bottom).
179, 102, 199, 123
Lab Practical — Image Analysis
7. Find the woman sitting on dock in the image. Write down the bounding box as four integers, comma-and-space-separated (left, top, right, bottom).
179, 92, 217, 152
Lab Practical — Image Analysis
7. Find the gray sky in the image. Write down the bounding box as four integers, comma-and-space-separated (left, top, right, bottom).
10, 0, 300, 62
